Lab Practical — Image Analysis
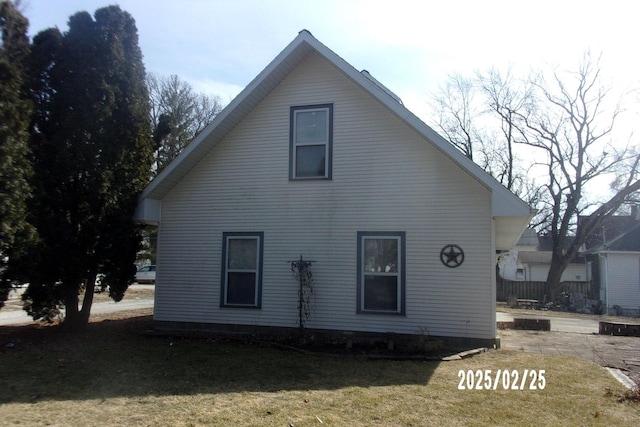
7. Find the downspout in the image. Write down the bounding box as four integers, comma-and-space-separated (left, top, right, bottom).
585, 258, 588, 282
491, 218, 498, 348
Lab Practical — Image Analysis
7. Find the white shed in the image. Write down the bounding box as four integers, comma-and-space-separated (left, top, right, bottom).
597, 252, 640, 316
135, 30, 533, 347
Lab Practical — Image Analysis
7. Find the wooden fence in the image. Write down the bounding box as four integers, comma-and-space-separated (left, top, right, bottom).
496, 279, 593, 302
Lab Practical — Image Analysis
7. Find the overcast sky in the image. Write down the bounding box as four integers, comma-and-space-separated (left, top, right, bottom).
21, 0, 640, 123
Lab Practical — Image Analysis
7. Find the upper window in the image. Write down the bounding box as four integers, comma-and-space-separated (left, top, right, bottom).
221, 232, 264, 308
357, 232, 406, 315
290, 104, 333, 180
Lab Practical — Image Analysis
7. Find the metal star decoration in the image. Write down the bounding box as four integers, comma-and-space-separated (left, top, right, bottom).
440, 244, 464, 268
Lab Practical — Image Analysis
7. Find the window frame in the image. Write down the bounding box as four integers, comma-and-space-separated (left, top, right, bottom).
289, 104, 333, 180
356, 231, 406, 315
220, 232, 264, 309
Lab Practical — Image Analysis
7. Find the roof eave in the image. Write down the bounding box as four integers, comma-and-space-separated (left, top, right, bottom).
141, 31, 318, 200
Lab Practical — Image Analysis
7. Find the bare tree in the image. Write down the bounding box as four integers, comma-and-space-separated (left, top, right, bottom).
516, 53, 640, 298
431, 74, 480, 161
431, 70, 541, 208
147, 73, 223, 174
431, 53, 640, 300
477, 68, 533, 191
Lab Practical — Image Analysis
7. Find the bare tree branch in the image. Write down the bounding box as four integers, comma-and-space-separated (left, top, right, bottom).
147, 73, 223, 174
429, 51, 639, 300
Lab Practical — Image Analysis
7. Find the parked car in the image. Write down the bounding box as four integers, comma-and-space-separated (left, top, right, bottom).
94, 273, 106, 292
135, 265, 156, 284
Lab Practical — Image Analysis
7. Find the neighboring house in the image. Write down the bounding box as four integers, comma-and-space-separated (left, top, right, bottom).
516, 251, 589, 282
582, 209, 640, 316
498, 228, 537, 281
499, 229, 590, 282
135, 30, 533, 347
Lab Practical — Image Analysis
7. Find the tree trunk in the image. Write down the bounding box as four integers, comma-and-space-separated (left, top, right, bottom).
545, 265, 561, 303
62, 273, 96, 330
79, 272, 97, 325
545, 253, 571, 303
63, 288, 81, 330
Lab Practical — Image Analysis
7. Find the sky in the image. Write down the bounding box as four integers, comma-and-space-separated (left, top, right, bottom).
20, 0, 640, 124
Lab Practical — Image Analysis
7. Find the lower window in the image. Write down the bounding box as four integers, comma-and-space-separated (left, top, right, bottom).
221, 232, 263, 308
357, 232, 406, 314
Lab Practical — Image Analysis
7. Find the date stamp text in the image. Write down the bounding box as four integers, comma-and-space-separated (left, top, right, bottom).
457, 369, 546, 390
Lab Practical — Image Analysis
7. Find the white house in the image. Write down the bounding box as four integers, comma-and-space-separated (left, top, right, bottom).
135, 30, 533, 347
583, 212, 640, 316
596, 252, 640, 316
499, 229, 590, 282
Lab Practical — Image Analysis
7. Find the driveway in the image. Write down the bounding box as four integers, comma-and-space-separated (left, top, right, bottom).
498, 311, 640, 388
0, 298, 154, 326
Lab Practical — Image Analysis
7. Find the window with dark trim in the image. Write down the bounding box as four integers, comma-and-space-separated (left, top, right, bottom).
221, 232, 264, 308
357, 232, 406, 314
289, 104, 333, 180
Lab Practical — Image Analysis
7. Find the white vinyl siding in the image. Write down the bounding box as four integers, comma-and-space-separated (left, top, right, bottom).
603, 253, 640, 315
154, 52, 495, 339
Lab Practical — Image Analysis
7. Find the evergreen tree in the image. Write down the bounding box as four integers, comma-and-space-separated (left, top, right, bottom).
0, 0, 35, 307
12, 5, 154, 328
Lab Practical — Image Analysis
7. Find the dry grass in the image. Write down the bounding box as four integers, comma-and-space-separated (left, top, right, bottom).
0, 313, 639, 426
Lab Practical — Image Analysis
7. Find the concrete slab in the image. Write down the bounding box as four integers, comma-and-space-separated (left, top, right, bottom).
499, 326, 640, 388
497, 311, 598, 334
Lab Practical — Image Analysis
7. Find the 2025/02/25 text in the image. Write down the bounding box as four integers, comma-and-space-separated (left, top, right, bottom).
458, 369, 546, 390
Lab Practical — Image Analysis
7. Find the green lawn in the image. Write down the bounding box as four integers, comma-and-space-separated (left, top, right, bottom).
0, 312, 638, 426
